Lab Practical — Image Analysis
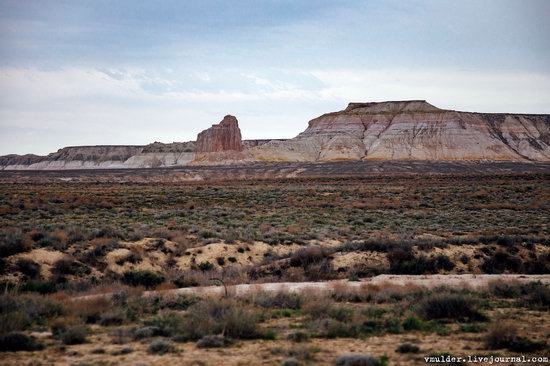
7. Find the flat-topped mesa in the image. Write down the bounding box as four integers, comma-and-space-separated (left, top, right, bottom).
344, 100, 442, 113
196, 115, 244, 153
250, 100, 550, 162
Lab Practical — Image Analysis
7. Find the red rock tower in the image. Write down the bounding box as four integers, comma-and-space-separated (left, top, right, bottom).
196, 115, 244, 153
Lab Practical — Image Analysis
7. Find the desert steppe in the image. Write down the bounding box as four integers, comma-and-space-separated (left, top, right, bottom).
1, 162, 549, 365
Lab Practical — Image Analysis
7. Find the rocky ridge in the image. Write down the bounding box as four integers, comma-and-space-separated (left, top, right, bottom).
250, 100, 550, 162
1, 100, 549, 170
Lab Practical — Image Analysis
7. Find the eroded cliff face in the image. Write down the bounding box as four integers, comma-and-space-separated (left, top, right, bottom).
2, 101, 549, 170
250, 101, 550, 162
1, 146, 144, 170
193, 115, 250, 164
196, 115, 243, 153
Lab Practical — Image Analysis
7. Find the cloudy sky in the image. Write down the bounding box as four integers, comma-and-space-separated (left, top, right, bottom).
1, 0, 549, 155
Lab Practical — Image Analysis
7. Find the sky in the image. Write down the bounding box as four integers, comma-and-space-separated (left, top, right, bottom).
0, 0, 549, 155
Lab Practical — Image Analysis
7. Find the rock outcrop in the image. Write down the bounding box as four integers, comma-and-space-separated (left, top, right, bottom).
1, 100, 549, 170
250, 100, 550, 162
196, 115, 243, 153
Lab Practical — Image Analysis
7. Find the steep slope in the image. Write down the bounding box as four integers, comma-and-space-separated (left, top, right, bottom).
1, 146, 144, 170
1, 100, 549, 169
193, 115, 250, 164
251, 101, 550, 162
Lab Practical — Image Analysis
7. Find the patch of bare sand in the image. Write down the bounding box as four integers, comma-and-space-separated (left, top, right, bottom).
14, 248, 68, 278
331, 251, 389, 271
176, 241, 302, 270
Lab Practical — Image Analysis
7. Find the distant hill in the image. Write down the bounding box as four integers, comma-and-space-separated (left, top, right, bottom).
2, 100, 549, 170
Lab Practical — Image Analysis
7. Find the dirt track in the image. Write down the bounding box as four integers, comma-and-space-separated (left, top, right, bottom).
77, 274, 550, 301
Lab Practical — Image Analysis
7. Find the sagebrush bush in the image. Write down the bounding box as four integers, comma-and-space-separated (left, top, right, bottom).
396, 343, 420, 353
15, 259, 41, 279
289, 247, 327, 268
388, 247, 430, 275
147, 338, 175, 354
334, 353, 380, 366
416, 294, 486, 321
0, 231, 31, 258
485, 322, 545, 352
253, 291, 302, 310
482, 251, 523, 274
57, 324, 89, 345
122, 270, 165, 289
143, 312, 184, 337
179, 298, 261, 340
0, 293, 64, 333
19, 281, 56, 294
519, 282, 550, 309
196, 334, 232, 348
0, 332, 43, 352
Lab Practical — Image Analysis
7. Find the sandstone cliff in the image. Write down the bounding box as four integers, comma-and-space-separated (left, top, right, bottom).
1, 146, 144, 170
193, 115, 250, 164
2, 100, 549, 170
250, 101, 550, 162
196, 115, 243, 153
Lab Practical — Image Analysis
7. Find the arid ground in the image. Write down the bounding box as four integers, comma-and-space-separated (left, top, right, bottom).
1, 162, 549, 365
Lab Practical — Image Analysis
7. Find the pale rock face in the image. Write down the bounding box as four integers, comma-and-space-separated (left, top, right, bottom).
2, 100, 549, 170
251, 100, 550, 162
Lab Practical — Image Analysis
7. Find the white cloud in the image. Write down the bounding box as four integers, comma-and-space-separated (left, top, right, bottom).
310, 68, 550, 113
1, 66, 549, 155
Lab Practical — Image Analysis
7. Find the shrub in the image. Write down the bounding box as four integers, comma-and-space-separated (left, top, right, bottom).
0, 232, 31, 258
19, 280, 56, 294
180, 299, 260, 340
69, 297, 112, 324
485, 323, 545, 352
196, 335, 232, 348
0, 332, 43, 352
144, 312, 184, 337
334, 354, 380, 366
287, 331, 309, 343
197, 261, 214, 271
302, 297, 334, 320
416, 294, 486, 321
482, 251, 523, 274
282, 358, 300, 366
429, 255, 455, 272
59, 324, 89, 345
148, 339, 176, 354
459, 323, 485, 333
310, 318, 361, 338
402, 316, 423, 331
122, 270, 165, 289
520, 282, 550, 309
253, 291, 302, 310
159, 294, 198, 310
0, 293, 64, 333
15, 259, 41, 279
67, 226, 88, 244
289, 247, 327, 268
396, 343, 419, 353
51, 258, 88, 277
388, 248, 430, 275
488, 280, 521, 298
99, 310, 126, 326
525, 255, 550, 274
134, 326, 162, 340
